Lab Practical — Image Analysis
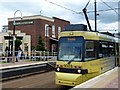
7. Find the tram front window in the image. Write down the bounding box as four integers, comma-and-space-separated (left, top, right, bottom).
58, 37, 84, 62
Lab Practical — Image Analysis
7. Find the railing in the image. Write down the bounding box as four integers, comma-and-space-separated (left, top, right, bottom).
0, 51, 57, 63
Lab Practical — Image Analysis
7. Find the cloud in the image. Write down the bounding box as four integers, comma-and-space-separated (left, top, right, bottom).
0, 2, 43, 15
98, 21, 118, 33
98, 12, 118, 23
0, 0, 119, 32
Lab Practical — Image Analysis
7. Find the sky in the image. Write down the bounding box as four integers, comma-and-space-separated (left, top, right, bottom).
0, 0, 119, 33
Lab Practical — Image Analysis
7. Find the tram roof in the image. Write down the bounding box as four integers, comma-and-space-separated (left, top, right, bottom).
114, 37, 120, 43
59, 31, 116, 42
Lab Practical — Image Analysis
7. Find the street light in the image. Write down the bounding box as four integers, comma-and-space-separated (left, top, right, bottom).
8, 32, 12, 55
13, 10, 22, 63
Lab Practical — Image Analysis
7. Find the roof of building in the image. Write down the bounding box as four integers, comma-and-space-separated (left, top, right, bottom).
53, 17, 70, 22
8, 15, 70, 23
8, 15, 54, 22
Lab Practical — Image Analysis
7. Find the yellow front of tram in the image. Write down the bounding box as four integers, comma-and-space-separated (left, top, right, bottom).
55, 35, 85, 86
56, 61, 84, 86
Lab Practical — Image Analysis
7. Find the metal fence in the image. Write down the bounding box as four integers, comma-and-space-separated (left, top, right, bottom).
0, 51, 57, 62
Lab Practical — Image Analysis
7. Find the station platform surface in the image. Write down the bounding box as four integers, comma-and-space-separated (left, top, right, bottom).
72, 67, 119, 89
0, 60, 55, 69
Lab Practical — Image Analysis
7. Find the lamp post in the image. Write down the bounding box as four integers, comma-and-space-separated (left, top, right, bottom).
12, 10, 22, 63
8, 32, 12, 55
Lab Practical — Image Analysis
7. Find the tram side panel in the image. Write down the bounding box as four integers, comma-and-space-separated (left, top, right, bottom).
115, 43, 120, 66
118, 43, 120, 67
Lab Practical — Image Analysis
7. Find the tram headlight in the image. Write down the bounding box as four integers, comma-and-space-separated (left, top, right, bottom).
78, 69, 81, 73
57, 68, 60, 71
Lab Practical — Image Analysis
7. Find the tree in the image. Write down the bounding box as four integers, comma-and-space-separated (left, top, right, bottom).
36, 36, 45, 51
15, 39, 22, 56
15, 39, 22, 51
15, 39, 22, 48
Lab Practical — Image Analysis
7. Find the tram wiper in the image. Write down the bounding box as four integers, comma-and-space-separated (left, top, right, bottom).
68, 57, 75, 64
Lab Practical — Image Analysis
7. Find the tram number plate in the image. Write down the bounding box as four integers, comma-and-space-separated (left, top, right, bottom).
64, 64, 73, 68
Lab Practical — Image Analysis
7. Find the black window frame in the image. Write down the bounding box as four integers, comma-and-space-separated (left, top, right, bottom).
98, 41, 115, 58
57, 36, 85, 62
84, 40, 98, 61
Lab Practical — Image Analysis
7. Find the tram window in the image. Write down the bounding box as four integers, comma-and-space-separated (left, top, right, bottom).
108, 43, 115, 56
85, 41, 96, 61
99, 42, 109, 57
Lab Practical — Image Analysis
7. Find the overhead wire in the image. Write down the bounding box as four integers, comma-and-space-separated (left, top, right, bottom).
101, 0, 120, 16
44, 0, 119, 33
87, 8, 120, 13
45, 0, 120, 15
44, 0, 83, 15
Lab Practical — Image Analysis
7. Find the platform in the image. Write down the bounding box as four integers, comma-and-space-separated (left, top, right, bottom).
0, 61, 56, 81
0, 60, 55, 70
72, 67, 119, 89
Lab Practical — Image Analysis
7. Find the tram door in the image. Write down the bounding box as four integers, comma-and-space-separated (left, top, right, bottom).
118, 43, 120, 66
115, 43, 119, 66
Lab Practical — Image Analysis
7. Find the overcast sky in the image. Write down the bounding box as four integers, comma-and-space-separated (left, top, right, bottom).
0, 0, 119, 33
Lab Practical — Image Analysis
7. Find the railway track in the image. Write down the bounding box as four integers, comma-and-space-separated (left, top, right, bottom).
2, 71, 72, 89
1, 62, 72, 89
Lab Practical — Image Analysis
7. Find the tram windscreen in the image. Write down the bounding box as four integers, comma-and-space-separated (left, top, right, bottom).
58, 36, 84, 62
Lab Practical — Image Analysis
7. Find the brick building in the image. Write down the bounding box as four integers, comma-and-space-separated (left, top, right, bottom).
8, 15, 70, 52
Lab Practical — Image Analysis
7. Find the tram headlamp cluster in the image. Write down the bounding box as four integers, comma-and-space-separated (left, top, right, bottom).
57, 68, 60, 71
56, 68, 88, 74
77, 69, 81, 73
69, 32, 74, 35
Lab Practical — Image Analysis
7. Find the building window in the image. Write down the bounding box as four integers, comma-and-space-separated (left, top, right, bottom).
58, 26, 61, 35
52, 25, 55, 37
45, 24, 49, 36
24, 43, 28, 52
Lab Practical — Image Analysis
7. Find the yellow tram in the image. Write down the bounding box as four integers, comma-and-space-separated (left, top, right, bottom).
55, 24, 120, 86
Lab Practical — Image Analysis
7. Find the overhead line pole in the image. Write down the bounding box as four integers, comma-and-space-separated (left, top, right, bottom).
95, 0, 97, 32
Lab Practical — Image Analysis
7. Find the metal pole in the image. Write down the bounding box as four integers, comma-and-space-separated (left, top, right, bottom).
83, 8, 92, 31
95, 0, 97, 32
45, 26, 48, 51
8, 32, 11, 53
45, 26, 49, 61
12, 10, 22, 63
